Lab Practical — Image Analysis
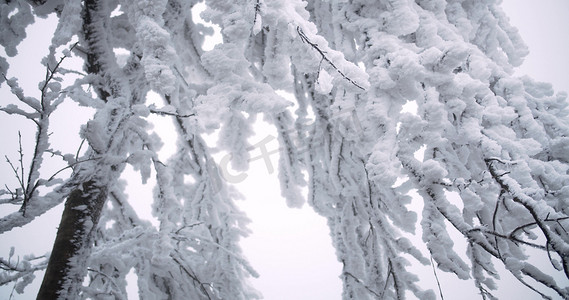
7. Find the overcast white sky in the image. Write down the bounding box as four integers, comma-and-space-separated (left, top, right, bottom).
0, 1, 568, 299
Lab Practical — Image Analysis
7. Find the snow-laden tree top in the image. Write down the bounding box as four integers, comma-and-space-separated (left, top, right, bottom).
0, 0, 568, 299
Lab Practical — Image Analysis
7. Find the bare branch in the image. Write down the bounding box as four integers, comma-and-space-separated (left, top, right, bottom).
430, 254, 445, 300
378, 260, 393, 299
510, 216, 569, 239
296, 26, 366, 91
344, 271, 381, 298
468, 227, 547, 250
4, 155, 24, 196
44, 157, 97, 184
252, 0, 261, 29
149, 108, 194, 118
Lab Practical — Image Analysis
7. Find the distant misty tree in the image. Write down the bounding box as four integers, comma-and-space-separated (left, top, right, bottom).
1, 0, 568, 299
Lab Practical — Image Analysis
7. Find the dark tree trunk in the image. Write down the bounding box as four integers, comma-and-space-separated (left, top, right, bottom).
37, 180, 108, 299
36, 0, 144, 297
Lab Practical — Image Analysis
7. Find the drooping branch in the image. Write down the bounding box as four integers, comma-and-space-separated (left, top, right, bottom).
397, 149, 569, 298
510, 215, 569, 239
485, 159, 569, 277
343, 271, 381, 298
171, 251, 213, 300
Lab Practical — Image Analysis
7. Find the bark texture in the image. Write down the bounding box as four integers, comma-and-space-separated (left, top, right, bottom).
37, 180, 108, 299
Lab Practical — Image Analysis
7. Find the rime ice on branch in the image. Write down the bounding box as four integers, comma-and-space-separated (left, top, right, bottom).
0, 0, 568, 299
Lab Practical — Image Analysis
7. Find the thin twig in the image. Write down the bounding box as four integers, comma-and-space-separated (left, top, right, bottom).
45, 157, 97, 183
430, 254, 445, 300
171, 252, 213, 300
510, 216, 569, 239
344, 271, 381, 298
76, 138, 86, 161
5, 156, 24, 193
296, 26, 365, 90
17, 132, 25, 196
149, 108, 194, 118
492, 191, 502, 259
485, 158, 569, 283
40, 42, 79, 108
86, 268, 123, 291
378, 260, 392, 299
252, 0, 261, 29
469, 227, 547, 250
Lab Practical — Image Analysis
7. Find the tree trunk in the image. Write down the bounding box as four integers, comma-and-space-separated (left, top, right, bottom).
36, 0, 143, 296
37, 180, 108, 299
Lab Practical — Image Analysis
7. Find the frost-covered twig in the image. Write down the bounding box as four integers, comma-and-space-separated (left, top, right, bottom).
510, 215, 569, 239
378, 260, 393, 299
40, 42, 78, 107
485, 158, 569, 297
0, 75, 42, 115
2, 43, 78, 216
471, 228, 547, 250
0, 249, 48, 289
171, 251, 213, 300
85, 268, 124, 295
399, 150, 569, 298
343, 271, 381, 298
478, 286, 497, 300
296, 26, 366, 91
174, 222, 204, 235
0, 187, 23, 205
171, 232, 259, 278
253, 0, 261, 28
149, 107, 194, 118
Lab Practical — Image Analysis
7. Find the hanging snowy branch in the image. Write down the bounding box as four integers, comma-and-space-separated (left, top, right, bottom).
485, 158, 569, 279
